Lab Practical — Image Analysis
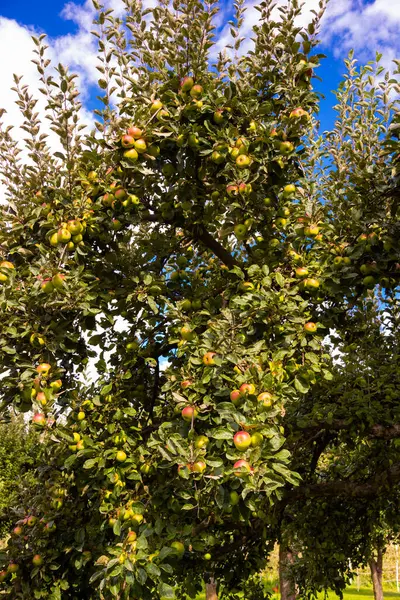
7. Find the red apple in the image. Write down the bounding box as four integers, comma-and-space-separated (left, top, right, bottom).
202, 352, 216, 366
230, 389, 241, 405
257, 392, 274, 408
233, 459, 252, 476
181, 406, 198, 422
239, 383, 256, 396
127, 126, 143, 139
32, 554, 43, 567
181, 380, 192, 389
304, 322, 317, 334
121, 134, 135, 148
233, 431, 251, 451
32, 413, 46, 427
192, 460, 206, 473
36, 363, 51, 375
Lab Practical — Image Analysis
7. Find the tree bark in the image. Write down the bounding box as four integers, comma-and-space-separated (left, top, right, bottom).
279, 545, 297, 600
369, 546, 384, 600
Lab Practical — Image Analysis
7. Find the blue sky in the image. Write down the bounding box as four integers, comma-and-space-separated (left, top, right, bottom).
0, 0, 399, 135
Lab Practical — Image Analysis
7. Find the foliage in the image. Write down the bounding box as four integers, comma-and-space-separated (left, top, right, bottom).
0, 0, 399, 598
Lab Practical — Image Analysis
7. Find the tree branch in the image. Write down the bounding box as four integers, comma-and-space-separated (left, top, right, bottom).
189, 224, 239, 270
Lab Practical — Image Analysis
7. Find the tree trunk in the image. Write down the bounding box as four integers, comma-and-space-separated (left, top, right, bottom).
369, 546, 384, 600
205, 575, 218, 600
279, 545, 297, 600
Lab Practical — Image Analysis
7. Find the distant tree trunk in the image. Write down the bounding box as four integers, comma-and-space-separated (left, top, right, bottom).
279, 545, 298, 600
369, 546, 384, 600
205, 575, 218, 600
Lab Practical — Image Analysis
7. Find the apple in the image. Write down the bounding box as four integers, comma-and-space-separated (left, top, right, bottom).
50, 379, 62, 391
257, 392, 274, 408
233, 431, 251, 451
37, 391, 47, 406
190, 85, 203, 98
37, 362, 51, 375
182, 406, 198, 422
132, 513, 143, 525
236, 154, 251, 168
121, 134, 135, 148
213, 110, 224, 124
116, 450, 127, 462
150, 99, 163, 113
134, 138, 147, 153
363, 275, 376, 289
181, 379, 192, 389
202, 352, 216, 366
211, 151, 225, 164
204, 553, 212, 560
188, 133, 199, 148
32, 554, 43, 567
234, 224, 248, 239
180, 76, 194, 92
240, 282, 254, 292
27, 515, 37, 527
76, 440, 85, 451
304, 322, 317, 334
126, 340, 139, 352
41, 278, 54, 294
248, 120, 257, 132
303, 278, 320, 290
52, 497, 63, 510
67, 220, 82, 235
57, 228, 71, 243
127, 126, 143, 139
45, 522, 56, 532
0, 570, 8, 582
239, 383, 256, 396
77, 411, 86, 421
0, 261, 14, 270
278, 141, 294, 154
275, 217, 287, 228
171, 541, 185, 556
229, 490, 240, 505
295, 267, 308, 278
230, 390, 241, 406
32, 413, 46, 427
192, 460, 206, 473
7, 562, 19, 574
127, 530, 137, 543
304, 225, 320, 236
251, 432, 263, 447
181, 325, 194, 341
278, 207, 290, 217
123, 148, 139, 162
283, 184, 296, 196
73, 432, 81, 443
114, 188, 127, 201
233, 459, 252, 475
289, 107, 309, 119
13, 526, 23, 536
52, 273, 65, 289
194, 435, 209, 449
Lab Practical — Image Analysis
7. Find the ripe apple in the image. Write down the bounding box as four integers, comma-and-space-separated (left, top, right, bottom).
202, 352, 216, 366
134, 138, 147, 153
182, 406, 198, 422
236, 154, 251, 168
77, 411, 86, 421
121, 134, 135, 148
13, 526, 23, 536
295, 267, 309, 278
283, 184, 296, 196
0, 261, 14, 270
37, 363, 51, 375
289, 107, 309, 119
123, 148, 139, 162
180, 76, 194, 92
32, 413, 46, 427
57, 228, 71, 243
67, 220, 82, 235
181, 379, 192, 389
45, 522, 56, 532
52, 273, 65, 289
278, 141, 294, 154
150, 99, 163, 113
7, 562, 19, 574
76, 440, 85, 451
27, 515, 37, 527
171, 541, 185, 556
127, 126, 143, 139
240, 383, 256, 396
211, 151, 225, 164
230, 390, 241, 406
233, 431, 251, 451
304, 225, 320, 236
190, 85, 203, 98
251, 432, 263, 447
132, 513, 143, 525
0, 570, 8, 582
194, 435, 209, 449
257, 392, 274, 408
73, 432, 81, 443
41, 278, 54, 294
278, 207, 290, 217
233, 459, 252, 476
213, 110, 224, 124
304, 322, 317, 334
192, 460, 206, 473
50, 379, 62, 391
127, 530, 137, 542
37, 391, 47, 406
116, 450, 127, 462
32, 554, 43, 567
181, 325, 194, 341
303, 278, 320, 290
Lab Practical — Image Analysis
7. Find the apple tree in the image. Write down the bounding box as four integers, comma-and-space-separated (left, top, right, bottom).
0, 0, 399, 598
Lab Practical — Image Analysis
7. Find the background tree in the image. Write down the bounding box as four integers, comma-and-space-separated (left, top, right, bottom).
0, 0, 399, 598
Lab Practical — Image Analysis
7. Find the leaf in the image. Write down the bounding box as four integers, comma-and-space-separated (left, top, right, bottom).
113, 520, 121, 536
146, 562, 161, 578
275, 272, 285, 287
83, 458, 98, 470
210, 427, 233, 440
159, 582, 175, 599
294, 378, 309, 394
136, 567, 147, 585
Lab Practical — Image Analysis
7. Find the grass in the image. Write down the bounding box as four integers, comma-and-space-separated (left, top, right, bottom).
326, 588, 400, 600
